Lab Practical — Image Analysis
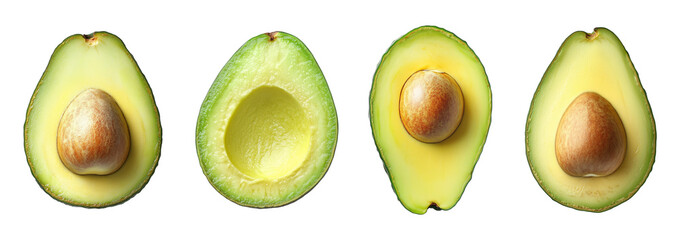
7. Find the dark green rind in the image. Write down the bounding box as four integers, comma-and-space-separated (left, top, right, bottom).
525, 27, 656, 212
24, 32, 162, 208
369, 26, 492, 214
196, 31, 338, 208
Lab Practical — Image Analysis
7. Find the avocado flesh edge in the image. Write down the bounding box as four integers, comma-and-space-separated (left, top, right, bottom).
196, 32, 338, 207
24, 32, 162, 207
526, 28, 655, 212
370, 26, 491, 214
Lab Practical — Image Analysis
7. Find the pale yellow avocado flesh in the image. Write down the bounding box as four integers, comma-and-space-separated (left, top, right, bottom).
225, 86, 311, 181
196, 32, 337, 207
370, 26, 491, 214
25, 32, 161, 207
526, 28, 655, 212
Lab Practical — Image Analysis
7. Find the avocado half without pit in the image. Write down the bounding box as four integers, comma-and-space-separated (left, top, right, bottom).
370, 26, 491, 214
196, 32, 338, 208
25, 32, 162, 207
526, 28, 656, 212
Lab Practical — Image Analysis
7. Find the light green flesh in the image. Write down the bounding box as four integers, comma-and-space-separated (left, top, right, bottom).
526, 28, 655, 212
24, 32, 161, 207
370, 26, 491, 214
196, 32, 338, 207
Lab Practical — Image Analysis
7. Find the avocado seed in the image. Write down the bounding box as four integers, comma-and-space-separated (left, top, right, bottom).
555, 92, 626, 177
57, 88, 130, 175
399, 70, 464, 143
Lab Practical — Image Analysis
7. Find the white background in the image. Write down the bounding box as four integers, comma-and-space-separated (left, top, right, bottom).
1, 0, 678, 238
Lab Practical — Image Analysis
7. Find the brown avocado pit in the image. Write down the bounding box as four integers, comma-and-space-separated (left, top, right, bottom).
399, 70, 464, 143
555, 91, 626, 177
57, 88, 130, 175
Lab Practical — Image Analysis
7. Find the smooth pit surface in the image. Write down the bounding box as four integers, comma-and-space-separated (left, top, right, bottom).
555, 92, 626, 177
57, 88, 130, 175
399, 70, 464, 143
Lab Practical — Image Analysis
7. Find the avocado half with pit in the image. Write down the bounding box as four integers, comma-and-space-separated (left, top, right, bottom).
526, 28, 655, 212
370, 26, 491, 214
196, 32, 338, 207
25, 32, 162, 207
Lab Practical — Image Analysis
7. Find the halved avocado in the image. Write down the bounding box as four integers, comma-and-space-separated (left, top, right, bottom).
370, 26, 491, 214
25, 32, 162, 207
526, 28, 655, 212
196, 32, 338, 208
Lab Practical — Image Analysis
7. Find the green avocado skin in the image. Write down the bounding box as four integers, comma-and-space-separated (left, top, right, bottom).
525, 28, 655, 212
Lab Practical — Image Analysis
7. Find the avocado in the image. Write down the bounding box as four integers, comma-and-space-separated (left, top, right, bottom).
370, 26, 491, 214
196, 32, 338, 208
526, 28, 655, 212
24, 32, 162, 207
